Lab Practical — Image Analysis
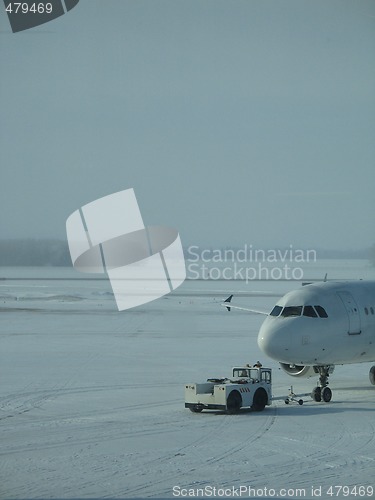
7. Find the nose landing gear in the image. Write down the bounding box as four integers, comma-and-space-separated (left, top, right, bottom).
311, 366, 333, 402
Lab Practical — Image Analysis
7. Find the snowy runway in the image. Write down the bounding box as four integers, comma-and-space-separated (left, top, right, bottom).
1, 266, 374, 499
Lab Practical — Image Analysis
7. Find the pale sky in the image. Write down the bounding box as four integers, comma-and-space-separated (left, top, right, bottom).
1, 0, 374, 250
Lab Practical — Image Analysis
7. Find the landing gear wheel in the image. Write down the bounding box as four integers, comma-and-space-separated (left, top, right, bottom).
321, 386, 332, 402
369, 366, 375, 386
252, 388, 268, 412
312, 365, 334, 403
311, 386, 321, 402
227, 391, 242, 414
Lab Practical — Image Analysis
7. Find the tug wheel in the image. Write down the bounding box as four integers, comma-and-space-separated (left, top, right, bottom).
227, 391, 242, 414
189, 406, 203, 413
252, 388, 268, 412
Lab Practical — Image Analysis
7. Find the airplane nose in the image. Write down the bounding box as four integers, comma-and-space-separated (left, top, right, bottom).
257, 317, 292, 362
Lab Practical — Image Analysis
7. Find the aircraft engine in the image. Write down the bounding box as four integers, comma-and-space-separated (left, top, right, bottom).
280, 363, 335, 377
280, 363, 325, 378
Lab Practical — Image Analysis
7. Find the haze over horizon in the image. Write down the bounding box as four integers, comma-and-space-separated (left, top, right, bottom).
1, 1, 374, 251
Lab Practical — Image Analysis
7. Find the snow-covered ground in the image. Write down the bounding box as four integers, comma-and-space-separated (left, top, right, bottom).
1, 262, 374, 499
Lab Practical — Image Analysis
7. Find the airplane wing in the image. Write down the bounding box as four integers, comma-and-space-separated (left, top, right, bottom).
220, 274, 330, 315
221, 294, 269, 315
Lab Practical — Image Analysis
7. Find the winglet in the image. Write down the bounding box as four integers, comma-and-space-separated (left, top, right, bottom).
224, 294, 233, 312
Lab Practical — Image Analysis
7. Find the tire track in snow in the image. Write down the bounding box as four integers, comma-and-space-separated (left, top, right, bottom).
204, 405, 278, 466
245, 402, 375, 489
65, 411, 233, 498
121, 405, 278, 498
0, 382, 182, 420
16, 407, 234, 499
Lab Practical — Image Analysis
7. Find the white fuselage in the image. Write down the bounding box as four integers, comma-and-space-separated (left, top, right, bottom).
258, 281, 375, 366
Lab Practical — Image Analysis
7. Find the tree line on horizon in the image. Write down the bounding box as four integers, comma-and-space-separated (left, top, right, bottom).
0, 239, 373, 266
0, 239, 71, 266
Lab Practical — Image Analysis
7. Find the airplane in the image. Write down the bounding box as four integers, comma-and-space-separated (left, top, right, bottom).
223, 280, 375, 402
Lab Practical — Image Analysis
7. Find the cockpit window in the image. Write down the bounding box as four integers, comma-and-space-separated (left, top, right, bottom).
270, 305, 282, 317
314, 305, 328, 318
281, 306, 303, 317
303, 305, 318, 317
